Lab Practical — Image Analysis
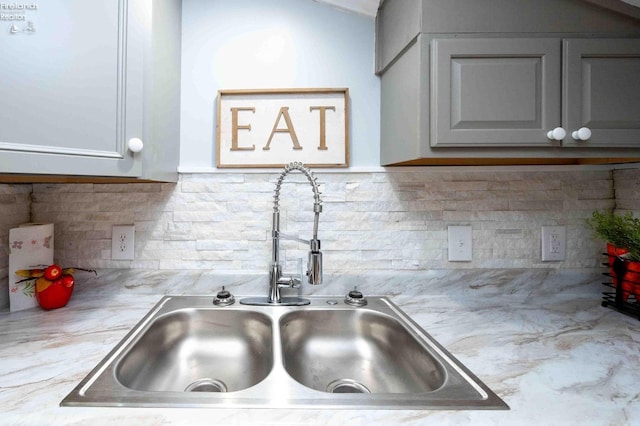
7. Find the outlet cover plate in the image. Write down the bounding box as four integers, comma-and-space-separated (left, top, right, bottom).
541, 226, 565, 262
112, 225, 135, 260
448, 225, 472, 262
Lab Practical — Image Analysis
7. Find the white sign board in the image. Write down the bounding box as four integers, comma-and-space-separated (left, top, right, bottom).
217, 88, 349, 168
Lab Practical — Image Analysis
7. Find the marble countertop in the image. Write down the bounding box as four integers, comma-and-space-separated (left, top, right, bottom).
1, 268, 639, 425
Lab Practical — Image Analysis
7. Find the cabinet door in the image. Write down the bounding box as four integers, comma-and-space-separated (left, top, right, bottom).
0, 0, 143, 177
431, 38, 561, 147
563, 39, 640, 148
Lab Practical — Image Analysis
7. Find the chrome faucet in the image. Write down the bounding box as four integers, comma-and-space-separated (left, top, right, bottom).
241, 162, 322, 306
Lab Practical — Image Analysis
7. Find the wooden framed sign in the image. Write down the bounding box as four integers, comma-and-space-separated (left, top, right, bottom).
217, 88, 349, 168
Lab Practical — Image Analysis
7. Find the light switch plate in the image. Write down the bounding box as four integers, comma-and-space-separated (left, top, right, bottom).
541, 226, 565, 261
112, 225, 135, 260
448, 225, 472, 262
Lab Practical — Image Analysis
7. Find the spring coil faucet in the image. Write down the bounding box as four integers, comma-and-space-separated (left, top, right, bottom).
241, 162, 322, 306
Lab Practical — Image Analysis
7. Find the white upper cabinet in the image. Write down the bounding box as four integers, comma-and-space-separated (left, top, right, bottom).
0, 0, 181, 181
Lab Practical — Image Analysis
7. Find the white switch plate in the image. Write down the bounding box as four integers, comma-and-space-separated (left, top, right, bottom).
448, 225, 472, 262
112, 225, 135, 260
541, 226, 565, 261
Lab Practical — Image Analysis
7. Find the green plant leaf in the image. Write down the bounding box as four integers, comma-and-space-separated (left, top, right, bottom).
22, 281, 35, 298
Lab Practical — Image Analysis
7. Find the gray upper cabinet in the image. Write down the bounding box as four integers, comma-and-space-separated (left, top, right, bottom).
563, 39, 640, 148
376, 0, 640, 74
378, 0, 640, 166
431, 37, 640, 149
431, 38, 561, 148
0, 0, 181, 181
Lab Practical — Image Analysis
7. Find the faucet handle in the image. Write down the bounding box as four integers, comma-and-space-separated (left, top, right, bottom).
290, 276, 302, 288
293, 257, 303, 287
277, 258, 303, 289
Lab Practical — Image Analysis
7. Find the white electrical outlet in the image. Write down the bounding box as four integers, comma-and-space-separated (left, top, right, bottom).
448, 225, 472, 262
112, 225, 135, 260
541, 226, 565, 261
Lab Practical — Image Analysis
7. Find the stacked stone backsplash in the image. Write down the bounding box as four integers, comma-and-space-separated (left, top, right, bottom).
612, 168, 640, 212
25, 168, 627, 273
0, 184, 32, 307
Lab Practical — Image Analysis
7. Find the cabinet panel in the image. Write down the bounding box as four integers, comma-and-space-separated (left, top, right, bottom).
563, 39, 640, 148
451, 58, 539, 128
380, 38, 424, 165
0, 0, 143, 177
432, 38, 561, 147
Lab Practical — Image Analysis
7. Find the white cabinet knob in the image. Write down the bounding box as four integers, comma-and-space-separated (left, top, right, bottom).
546, 127, 566, 141
128, 138, 144, 153
572, 127, 592, 141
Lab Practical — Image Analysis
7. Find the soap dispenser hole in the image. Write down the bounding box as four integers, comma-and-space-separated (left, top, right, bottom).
344, 288, 367, 307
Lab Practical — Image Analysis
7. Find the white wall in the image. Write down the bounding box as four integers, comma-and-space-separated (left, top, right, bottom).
179, 0, 380, 171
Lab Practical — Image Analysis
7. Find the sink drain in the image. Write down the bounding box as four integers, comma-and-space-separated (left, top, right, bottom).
326, 379, 371, 394
184, 378, 228, 393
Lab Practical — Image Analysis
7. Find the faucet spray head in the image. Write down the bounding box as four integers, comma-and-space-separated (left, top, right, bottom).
307, 246, 322, 285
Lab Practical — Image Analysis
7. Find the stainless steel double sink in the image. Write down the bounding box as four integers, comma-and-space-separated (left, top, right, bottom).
61, 295, 508, 410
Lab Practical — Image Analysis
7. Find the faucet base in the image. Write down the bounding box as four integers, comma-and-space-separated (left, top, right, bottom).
240, 296, 311, 306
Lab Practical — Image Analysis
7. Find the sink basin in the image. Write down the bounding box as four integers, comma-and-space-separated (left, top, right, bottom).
116, 309, 273, 393
280, 310, 445, 394
62, 296, 508, 410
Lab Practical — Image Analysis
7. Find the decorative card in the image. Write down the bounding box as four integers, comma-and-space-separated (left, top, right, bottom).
8, 223, 54, 312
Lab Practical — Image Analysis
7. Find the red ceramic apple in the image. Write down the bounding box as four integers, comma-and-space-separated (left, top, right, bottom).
34, 274, 74, 310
